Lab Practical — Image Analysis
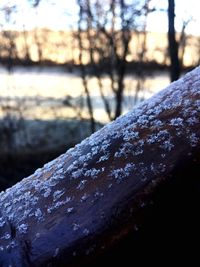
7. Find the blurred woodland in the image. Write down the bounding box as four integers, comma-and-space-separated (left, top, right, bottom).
0, 0, 199, 189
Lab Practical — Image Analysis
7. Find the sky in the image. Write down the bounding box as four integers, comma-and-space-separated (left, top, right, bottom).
146, 0, 200, 35
0, 0, 200, 36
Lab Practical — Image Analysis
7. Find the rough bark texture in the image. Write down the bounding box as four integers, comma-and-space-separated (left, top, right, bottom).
0, 67, 200, 266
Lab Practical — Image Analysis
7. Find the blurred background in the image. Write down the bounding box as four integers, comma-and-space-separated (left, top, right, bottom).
0, 0, 199, 190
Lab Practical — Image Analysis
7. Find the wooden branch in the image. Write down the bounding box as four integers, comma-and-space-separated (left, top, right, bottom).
0, 67, 200, 266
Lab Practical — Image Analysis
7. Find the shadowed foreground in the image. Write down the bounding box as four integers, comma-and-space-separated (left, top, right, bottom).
0, 67, 200, 266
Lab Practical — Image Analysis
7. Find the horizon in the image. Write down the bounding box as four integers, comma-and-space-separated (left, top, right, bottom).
0, 27, 199, 37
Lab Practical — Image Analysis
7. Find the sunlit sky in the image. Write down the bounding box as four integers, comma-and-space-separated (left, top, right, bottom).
0, 0, 199, 35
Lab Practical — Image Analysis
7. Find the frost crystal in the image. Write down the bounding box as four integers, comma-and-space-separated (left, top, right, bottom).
151, 163, 166, 175
83, 228, 90, 235
66, 207, 74, 214
0, 217, 5, 227
43, 188, 51, 198
123, 130, 139, 141
76, 180, 87, 190
94, 190, 104, 198
160, 140, 174, 151
35, 208, 43, 221
151, 119, 163, 128
108, 183, 113, 189
111, 169, 126, 181
53, 248, 60, 258
1, 233, 11, 240
97, 153, 110, 163
124, 163, 136, 173
186, 117, 199, 126
72, 169, 83, 179
53, 190, 65, 201
84, 168, 102, 179
17, 223, 28, 234
91, 146, 99, 155
189, 133, 199, 147
80, 193, 89, 202
170, 118, 183, 126
110, 162, 135, 182
73, 223, 80, 231
47, 196, 72, 214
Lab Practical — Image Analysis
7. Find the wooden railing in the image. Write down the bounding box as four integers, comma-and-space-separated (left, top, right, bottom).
0, 66, 200, 266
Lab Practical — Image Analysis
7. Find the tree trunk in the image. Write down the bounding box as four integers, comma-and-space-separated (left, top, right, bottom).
0, 67, 200, 266
77, 1, 95, 133
168, 0, 180, 81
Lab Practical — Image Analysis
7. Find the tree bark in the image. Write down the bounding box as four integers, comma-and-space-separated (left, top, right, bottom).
0, 67, 200, 266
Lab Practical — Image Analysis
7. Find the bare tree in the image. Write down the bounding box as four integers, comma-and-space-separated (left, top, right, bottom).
76, 0, 151, 123
178, 17, 193, 68
134, 1, 150, 104
0, 4, 18, 72
22, 25, 31, 62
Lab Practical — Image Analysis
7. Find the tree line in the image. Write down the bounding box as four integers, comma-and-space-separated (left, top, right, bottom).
0, 0, 199, 133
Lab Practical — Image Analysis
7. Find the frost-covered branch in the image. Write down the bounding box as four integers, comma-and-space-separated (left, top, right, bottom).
0, 67, 200, 266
